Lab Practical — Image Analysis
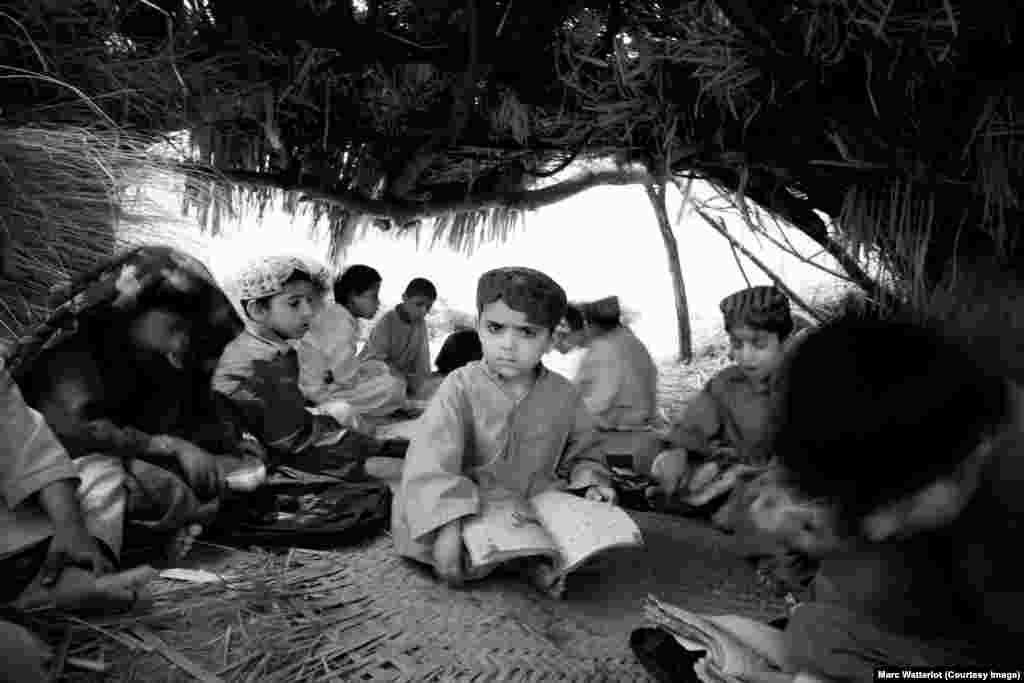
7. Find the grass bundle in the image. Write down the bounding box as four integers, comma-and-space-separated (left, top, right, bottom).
0, 125, 177, 341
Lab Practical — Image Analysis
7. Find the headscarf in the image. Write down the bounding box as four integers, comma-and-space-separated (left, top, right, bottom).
3, 244, 242, 379
476, 267, 567, 330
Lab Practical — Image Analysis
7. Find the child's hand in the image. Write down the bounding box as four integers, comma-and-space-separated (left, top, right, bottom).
650, 449, 689, 497
41, 526, 113, 587
167, 437, 222, 499
585, 485, 617, 504
433, 519, 466, 586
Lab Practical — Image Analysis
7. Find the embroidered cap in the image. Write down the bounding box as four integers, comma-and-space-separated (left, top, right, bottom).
477, 267, 567, 330
232, 255, 330, 302
720, 286, 792, 331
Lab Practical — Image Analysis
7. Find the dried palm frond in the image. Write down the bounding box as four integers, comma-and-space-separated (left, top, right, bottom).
429, 206, 523, 254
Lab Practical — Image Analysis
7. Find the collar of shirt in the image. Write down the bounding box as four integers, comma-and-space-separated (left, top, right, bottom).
478, 360, 549, 404
241, 327, 294, 356
395, 304, 413, 324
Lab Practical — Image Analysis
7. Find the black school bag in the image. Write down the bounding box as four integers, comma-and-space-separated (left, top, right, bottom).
208, 479, 392, 550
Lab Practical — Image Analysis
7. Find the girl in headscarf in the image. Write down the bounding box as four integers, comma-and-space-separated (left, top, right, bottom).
6, 245, 258, 562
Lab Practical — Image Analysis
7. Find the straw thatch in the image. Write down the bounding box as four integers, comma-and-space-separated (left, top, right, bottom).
0, 126, 180, 341
4, 0, 1023, 304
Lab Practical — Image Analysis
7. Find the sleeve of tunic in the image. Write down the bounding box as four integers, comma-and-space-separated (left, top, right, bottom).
213, 343, 334, 454
1, 365, 79, 509
398, 372, 479, 540
664, 379, 722, 455
358, 312, 396, 366
557, 392, 612, 487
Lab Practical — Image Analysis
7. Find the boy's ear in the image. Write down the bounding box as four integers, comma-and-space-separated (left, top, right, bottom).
541, 329, 556, 354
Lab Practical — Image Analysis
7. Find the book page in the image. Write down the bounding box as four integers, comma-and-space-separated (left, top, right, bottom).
646, 598, 782, 682
530, 490, 644, 576
461, 491, 560, 574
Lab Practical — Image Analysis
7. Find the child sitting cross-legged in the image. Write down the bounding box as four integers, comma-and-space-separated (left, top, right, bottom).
647, 286, 798, 514
359, 277, 442, 401
393, 267, 616, 596
214, 256, 408, 482
2, 363, 156, 616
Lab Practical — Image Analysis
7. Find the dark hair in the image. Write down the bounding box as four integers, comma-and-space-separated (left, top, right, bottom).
404, 277, 437, 300
564, 304, 585, 332
334, 265, 382, 307
476, 267, 566, 331
772, 312, 1011, 527
241, 270, 315, 318
435, 328, 482, 375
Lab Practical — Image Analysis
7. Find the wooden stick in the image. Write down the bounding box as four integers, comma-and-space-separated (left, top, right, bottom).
729, 240, 752, 287
696, 209, 825, 323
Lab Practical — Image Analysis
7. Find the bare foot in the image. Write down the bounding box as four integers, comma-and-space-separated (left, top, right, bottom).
364, 456, 404, 481
13, 565, 157, 613
166, 524, 203, 564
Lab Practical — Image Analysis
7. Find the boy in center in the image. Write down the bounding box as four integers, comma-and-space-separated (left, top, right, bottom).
393, 267, 616, 592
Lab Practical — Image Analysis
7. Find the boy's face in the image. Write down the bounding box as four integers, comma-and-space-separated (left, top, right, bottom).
251, 280, 318, 340
727, 324, 784, 383
348, 282, 381, 319
478, 299, 553, 381
129, 308, 191, 370
741, 441, 994, 557
401, 294, 434, 323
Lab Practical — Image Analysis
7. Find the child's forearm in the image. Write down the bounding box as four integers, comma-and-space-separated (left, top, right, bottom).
62, 418, 178, 463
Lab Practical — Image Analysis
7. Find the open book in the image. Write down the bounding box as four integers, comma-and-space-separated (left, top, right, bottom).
644, 596, 786, 683
461, 489, 644, 580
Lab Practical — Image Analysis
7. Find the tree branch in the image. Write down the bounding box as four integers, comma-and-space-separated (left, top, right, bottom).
695, 208, 825, 323
390, 0, 480, 198
710, 186, 855, 283
693, 167, 888, 302
179, 163, 650, 224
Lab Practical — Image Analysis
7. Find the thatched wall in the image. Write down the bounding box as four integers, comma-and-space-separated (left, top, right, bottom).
0, 127, 174, 342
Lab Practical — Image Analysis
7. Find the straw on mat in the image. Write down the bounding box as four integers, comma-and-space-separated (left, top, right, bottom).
32, 511, 784, 682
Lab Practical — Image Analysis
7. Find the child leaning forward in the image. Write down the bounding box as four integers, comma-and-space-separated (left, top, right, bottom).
393, 267, 616, 595
214, 256, 407, 481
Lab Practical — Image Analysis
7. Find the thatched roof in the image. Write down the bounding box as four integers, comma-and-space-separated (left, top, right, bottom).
3, 0, 1023, 302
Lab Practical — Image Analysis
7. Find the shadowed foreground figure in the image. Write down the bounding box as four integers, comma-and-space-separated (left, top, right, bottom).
633, 313, 1024, 682
8, 245, 256, 562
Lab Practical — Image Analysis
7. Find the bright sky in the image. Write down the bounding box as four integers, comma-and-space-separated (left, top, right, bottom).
149, 181, 847, 361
